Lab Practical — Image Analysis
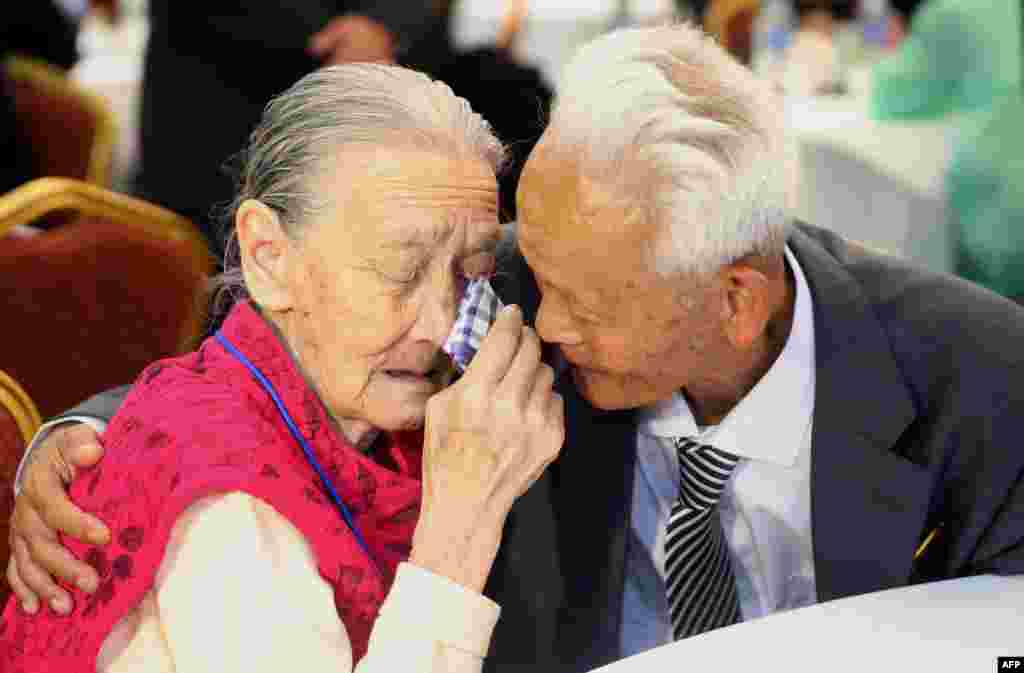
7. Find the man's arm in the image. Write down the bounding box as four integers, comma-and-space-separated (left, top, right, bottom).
7, 386, 128, 614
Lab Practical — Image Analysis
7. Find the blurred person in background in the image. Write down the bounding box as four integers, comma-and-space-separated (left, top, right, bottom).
780, 1, 844, 94
402, 0, 553, 222
135, 1, 438, 259
0, 0, 80, 194
888, 0, 924, 40
872, 0, 1023, 301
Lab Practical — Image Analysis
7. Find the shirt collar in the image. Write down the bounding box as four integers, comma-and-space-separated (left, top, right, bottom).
638, 246, 816, 468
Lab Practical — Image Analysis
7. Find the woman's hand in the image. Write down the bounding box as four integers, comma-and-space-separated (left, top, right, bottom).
412, 304, 564, 593
7, 424, 111, 614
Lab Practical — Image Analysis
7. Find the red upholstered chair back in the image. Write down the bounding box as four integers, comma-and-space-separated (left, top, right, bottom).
0, 370, 42, 607
0, 178, 214, 420
3, 55, 116, 187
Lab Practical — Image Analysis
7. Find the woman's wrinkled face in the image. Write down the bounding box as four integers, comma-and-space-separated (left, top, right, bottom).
282, 147, 500, 441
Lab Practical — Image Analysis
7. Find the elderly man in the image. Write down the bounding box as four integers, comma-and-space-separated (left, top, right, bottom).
7, 23, 1024, 673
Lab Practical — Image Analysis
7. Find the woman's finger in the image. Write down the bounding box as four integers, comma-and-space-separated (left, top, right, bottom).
465, 304, 523, 385
501, 326, 543, 405
549, 391, 566, 430
12, 536, 70, 615
525, 362, 556, 411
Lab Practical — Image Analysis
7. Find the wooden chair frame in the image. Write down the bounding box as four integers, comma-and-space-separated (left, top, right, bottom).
0, 177, 215, 352
0, 370, 42, 446
3, 54, 118, 187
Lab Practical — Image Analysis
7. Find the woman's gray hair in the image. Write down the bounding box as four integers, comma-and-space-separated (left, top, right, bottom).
211, 63, 506, 316
546, 23, 793, 280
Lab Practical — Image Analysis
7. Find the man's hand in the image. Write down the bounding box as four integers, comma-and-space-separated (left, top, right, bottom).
7, 424, 110, 615
308, 14, 396, 66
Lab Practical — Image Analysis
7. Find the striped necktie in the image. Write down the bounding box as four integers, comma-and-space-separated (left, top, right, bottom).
664, 437, 742, 640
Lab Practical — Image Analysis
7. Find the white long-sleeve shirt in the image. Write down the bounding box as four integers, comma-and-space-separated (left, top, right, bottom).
97, 492, 499, 673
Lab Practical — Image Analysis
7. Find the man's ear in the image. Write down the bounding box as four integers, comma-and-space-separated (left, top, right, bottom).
235, 199, 297, 311
720, 261, 773, 351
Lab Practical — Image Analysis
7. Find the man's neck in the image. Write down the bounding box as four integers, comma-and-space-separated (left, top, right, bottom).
686, 260, 797, 427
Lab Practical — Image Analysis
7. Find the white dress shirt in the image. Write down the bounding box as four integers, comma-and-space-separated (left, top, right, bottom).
620, 246, 818, 657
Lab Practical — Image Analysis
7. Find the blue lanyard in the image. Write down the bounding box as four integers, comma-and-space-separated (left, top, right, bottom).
214, 331, 374, 561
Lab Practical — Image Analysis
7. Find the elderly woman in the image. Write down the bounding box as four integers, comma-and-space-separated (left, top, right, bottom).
0, 64, 563, 672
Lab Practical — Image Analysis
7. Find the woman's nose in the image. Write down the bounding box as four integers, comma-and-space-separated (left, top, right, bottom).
414, 280, 459, 347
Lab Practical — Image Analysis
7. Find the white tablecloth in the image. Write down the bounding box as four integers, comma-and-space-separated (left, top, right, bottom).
593, 575, 1024, 673
788, 89, 958, 273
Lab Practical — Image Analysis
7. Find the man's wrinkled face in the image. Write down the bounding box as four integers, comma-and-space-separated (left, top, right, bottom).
516, 145, 725, 411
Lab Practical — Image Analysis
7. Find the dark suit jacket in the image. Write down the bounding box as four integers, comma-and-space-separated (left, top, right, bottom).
135, 1, 435, 251
483, 222, 1024, 672
65, 223, 1024, 672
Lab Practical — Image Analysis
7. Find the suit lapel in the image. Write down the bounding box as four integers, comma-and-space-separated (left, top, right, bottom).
551, 382, 637, 672
486, 251, 638, 672
790, 227, 932, 601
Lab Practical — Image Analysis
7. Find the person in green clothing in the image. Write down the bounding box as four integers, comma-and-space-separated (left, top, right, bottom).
871, 0, 1024, 301
871, 0, 1020, 119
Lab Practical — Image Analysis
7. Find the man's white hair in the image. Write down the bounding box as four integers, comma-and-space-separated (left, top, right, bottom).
548, 23, 792, 279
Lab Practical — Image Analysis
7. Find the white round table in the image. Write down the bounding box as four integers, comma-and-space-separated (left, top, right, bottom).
787, 85, 960, 273
592, 575, 1024, 673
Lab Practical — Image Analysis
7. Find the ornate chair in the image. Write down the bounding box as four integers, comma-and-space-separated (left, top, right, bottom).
3, 54, 117, 187
0, 369, 42, 606
0, 177, 214, 420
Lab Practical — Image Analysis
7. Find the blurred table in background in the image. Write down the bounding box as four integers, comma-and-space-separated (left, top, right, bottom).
787, 73, 959, 274
592, 575, 1024, 673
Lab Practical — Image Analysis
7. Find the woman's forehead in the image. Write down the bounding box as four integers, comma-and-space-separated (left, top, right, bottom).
381, 211, 501, 254
319, 149, 500, 253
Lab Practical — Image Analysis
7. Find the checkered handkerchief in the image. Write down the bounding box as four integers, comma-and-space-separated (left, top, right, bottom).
442, 278, 504, 372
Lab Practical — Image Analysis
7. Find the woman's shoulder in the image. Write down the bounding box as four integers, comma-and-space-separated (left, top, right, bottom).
107, 341, 278, 448
87, 343, 290, 510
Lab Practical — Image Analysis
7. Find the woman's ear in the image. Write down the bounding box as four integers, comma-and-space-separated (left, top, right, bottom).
235, 199, 297, 311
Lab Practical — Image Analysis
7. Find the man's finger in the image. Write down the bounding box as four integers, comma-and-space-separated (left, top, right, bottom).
7, 554, 39, 614
13, 536, 71, 615
55, 425, 105, 479
27, 464, 110, 545
465, 304, 524, 385
22, 508, 99, 592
